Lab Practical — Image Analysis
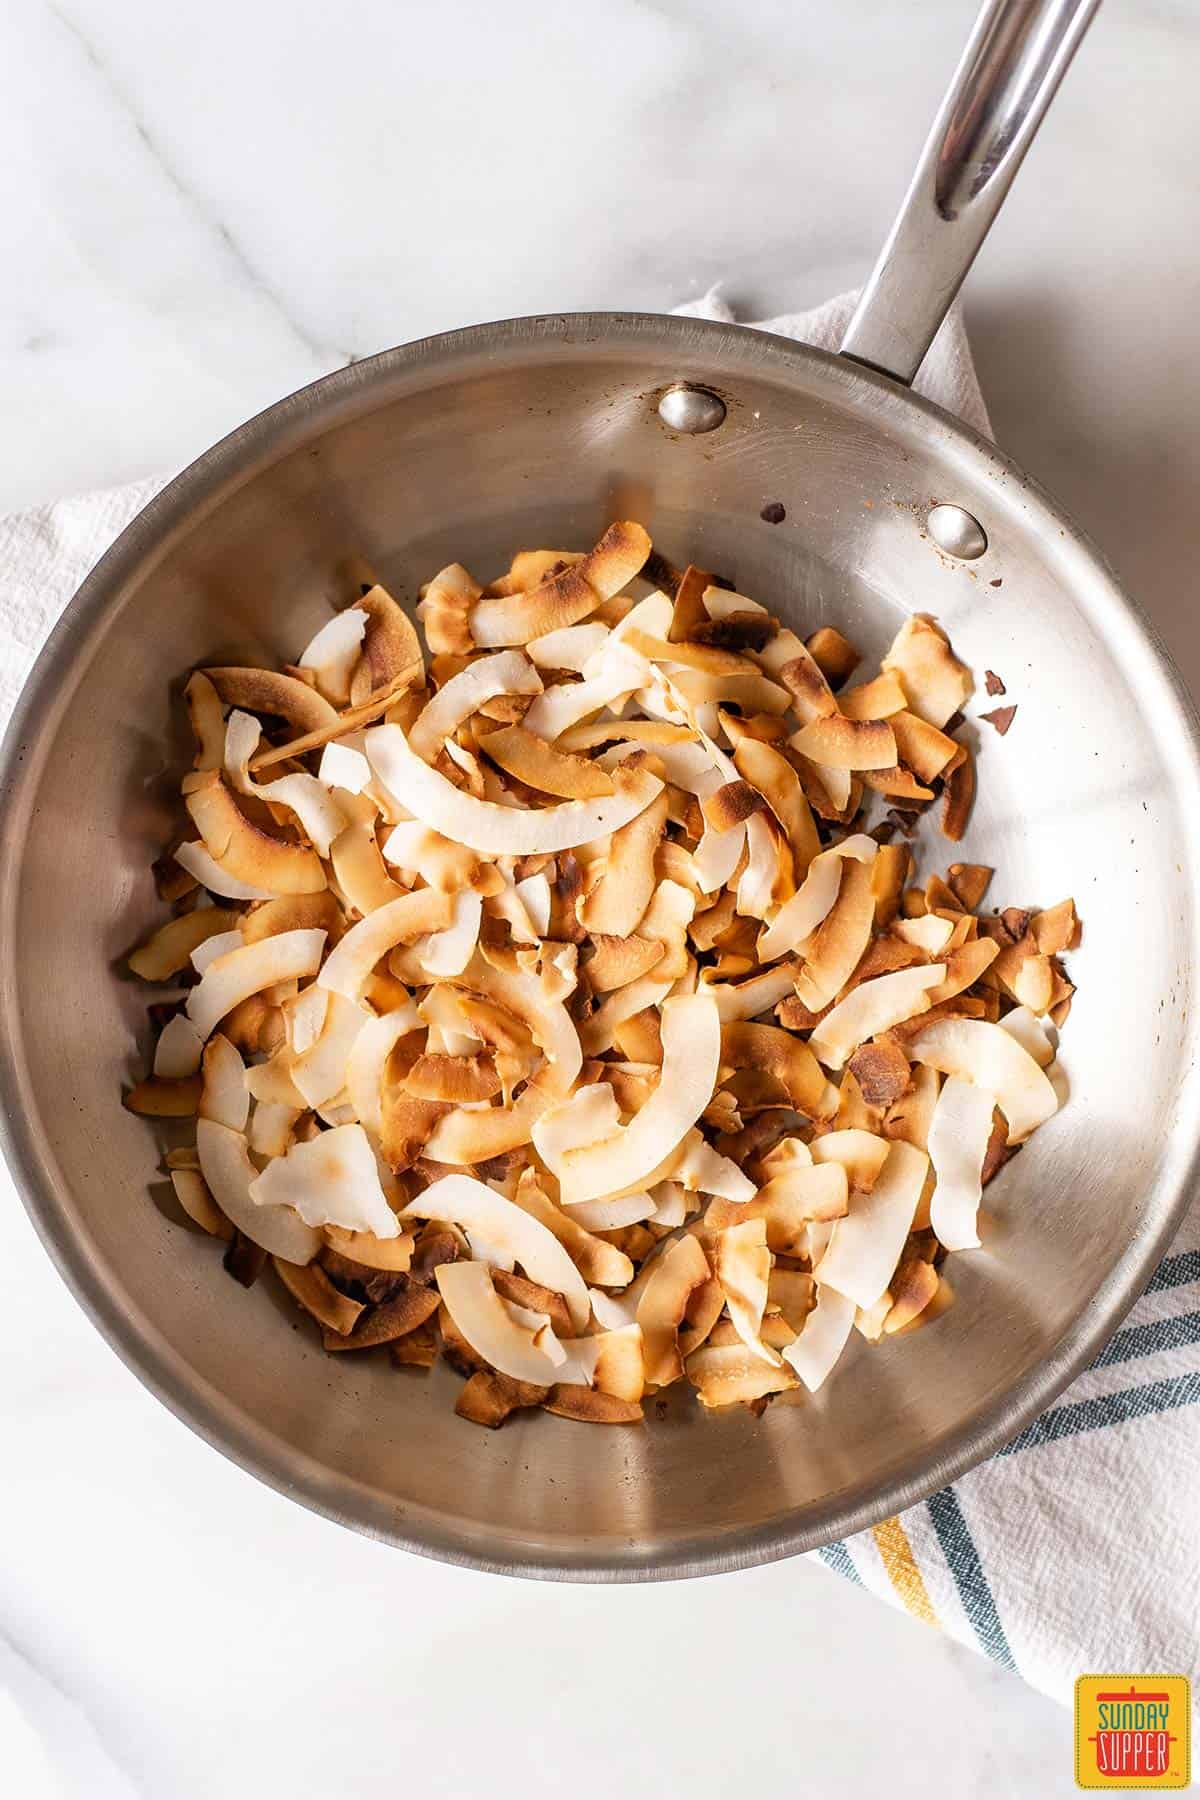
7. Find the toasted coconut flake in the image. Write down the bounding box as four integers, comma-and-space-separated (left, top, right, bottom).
196, 1118, 320, 1262
789, 714, 897, 771
241, 892, 343, 948
128, 907, 242, 983
186, 928, 326, 1041
772, 641, 839, 722
282, 984, 328, 1055
456, 1369, 549, 1428
703, 961, 799, 1023
170, 1167, 231, 1238
702, 779, 763, 832
780, 1284, 856, 1392
889, 711, 959, 783
926, 937, 999, 1004
713, 1218, 782, 1366
408, 651, 542, 762
322, 1283, 441, 1351
184, 671, 226, 770
558, 993, 719, 1205
808, 965, 946, 1070
418, 563, 481, 655
733, 736, 820, 876
847, 1037, 911, 1109
273, 1256, 366, 1335
805, 626, 860, 687
323, 1223, 414, 1272
881, 615, 972, 728
297, 608, 368, 704
686, 1341, 798, 1409
204, 666, 338, 736
576, 789, 668, 937
470, 522, 650, 648
637, 1233, 710, 1387
941, 745, 975, 841
186, 771, 326, 896
367, 721, 662, 855
124, 1075, 202, 1117
810, 1128, 890, 1192
815, 1139, 928, 1308
189, 928, 244, 976
482, 724, 615, 800
909, 1016, 1058, 1142
757, 834, 876, 963
669, 665, 791, 714
927, 1075, 995, 1251
404, 1173, 590, 1329
349, 586, 424, 706
248, 1099, 299, 1158
883, 1254, 941, 1333
719, 1021, 828, 1117
838, 671, 907, 720
544, 1386, 643, 1424
793, 856, 876, 1012
586, 933, 665, 993
250, 1122, 400, 1237
404, 1051, 500, 1104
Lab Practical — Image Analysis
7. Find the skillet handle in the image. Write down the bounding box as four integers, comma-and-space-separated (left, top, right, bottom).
840, 0, 1100, 385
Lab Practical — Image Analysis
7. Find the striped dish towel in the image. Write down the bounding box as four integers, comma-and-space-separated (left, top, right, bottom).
2, 294, 1196, 1713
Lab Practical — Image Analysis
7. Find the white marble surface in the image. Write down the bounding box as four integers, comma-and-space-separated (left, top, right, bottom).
4, 0, 1199, 1794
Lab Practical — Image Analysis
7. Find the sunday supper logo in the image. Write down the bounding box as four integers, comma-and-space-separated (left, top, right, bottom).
1075, 1676, 1191, 1790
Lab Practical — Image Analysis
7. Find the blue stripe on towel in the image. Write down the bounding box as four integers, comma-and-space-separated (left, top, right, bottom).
925, 1486, 1017, 1671
1145, 1250, 1200, 1294
1090, 1307, 1200, 1370
998, 1370, 1200, 1457
815, 1539, 861, 1584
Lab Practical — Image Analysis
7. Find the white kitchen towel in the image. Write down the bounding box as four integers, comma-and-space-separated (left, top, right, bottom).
1, 293, 1195, 1716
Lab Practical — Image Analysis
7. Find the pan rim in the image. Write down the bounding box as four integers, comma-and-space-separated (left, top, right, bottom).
2, 309, 1198, 1580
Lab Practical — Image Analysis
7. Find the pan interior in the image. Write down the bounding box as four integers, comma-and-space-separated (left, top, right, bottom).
3, 316, 1197, 1576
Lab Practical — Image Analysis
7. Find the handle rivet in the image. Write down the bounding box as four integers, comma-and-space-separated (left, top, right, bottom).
657, 384, 726, 434
927, 503, 988, 559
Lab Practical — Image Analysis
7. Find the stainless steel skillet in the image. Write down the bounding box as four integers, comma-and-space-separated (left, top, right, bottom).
2, 0, 1198, 1579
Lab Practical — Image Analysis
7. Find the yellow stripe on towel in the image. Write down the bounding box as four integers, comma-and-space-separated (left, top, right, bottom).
871, 1515, 939, 1626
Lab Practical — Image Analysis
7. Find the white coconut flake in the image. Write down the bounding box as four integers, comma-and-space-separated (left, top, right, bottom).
997, 1004, 1056, 1068
909, 1016, 1059, 1142
783, 1285, 857, 1392
418, 890, 483, 978
558, 992, 720, 1205
249, 1122, 400, 1237
190, 929, 244, 975
298, 608, 367, 703
435, 1262, 570, 1385
408, 650, 542, 762
514, 872, 552, 938
175, 840, 274, 902
319, 740, 373, 794
153, 1012, 205, 1079
185, 928, 327, 1041
928, 1074, 996, 1251
404, 1173, 590, 1330
196, 1118, 321, 1263
815, 1139, 929, 1309
808, 964, 947, 1070
757, 834, 877, 963
290, 991, 368, 1109
533, 1083, 623, 1175
527, 623, 611, 671
366, 721, 663, 855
